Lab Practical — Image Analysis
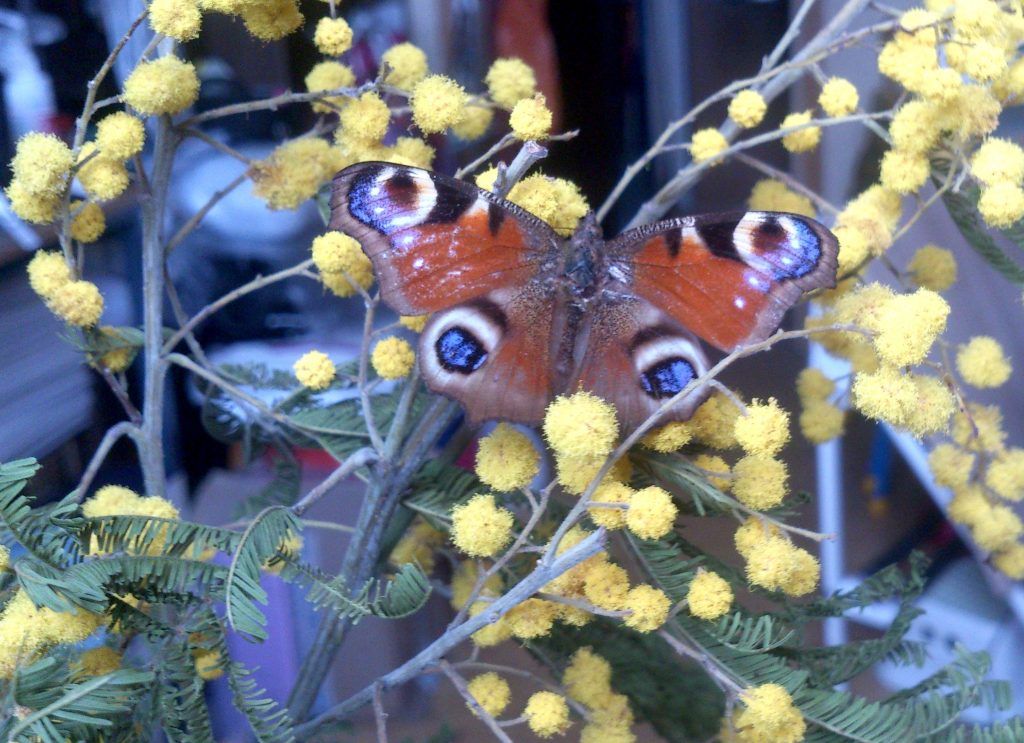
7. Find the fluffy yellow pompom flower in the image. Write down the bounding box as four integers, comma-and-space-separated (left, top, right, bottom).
450, 494, 514, 557
381, 42, 428, 89
252, 138, 344, 210
796, 367, 834, 403
734, 517, 780, 558
748, 179, 814, 219
957, 336, 1012, 388
311, 231, 361, 274
391, 137, 435, 168
625, 486, 677, 540
733, 684, 806, 743
851, 366, 917, 426
524, 691, 571, 738
305, 61, 355, 112
193, 648, 224, 680
507, 174, 589, 237
339, 92, 390, 144
979, 182, 1024, 228
563, 647, 612, 707
50, 280, 104, 327
889, 99, 942, 153
5, 180, 60, 224
687, 392, 741, 449
72, 646, 123, 678
880, 148, 930, 194
688, 569, 734, 620
398, 314, 428, 332
641, 421, 693, 453
690, 128, 728, 164
800, 402, 845, 444
312, 233, 374, 297
11, 132, 73, 196
869, 289, 949, 367
453, 104, 494, 141
510, 94, 553, 140
70, 201, 105, 243
293, 350, 335, 390
240, 0, 302, 41
588, 481, 633, 529
543, 391, 618, 458
466, 672, 511, 717
82, 484, 179, 555
986, 449, 1024, 501
371, 337, 415, 379
389, 519, 444, 572
27, 250, 71, 300
95, 112, 145, 161
149, 0, 201, 41
623, 584, 671, 632
123, 56, 200, 115
994, 544, 1024, 579
929, 443, 974, 489
0, 544, 8, 571
780, 111, 820, 153
963, 41, 1007, 82
734, 398, 789, 457
904, 375, 955, 437
782, 547, 821, 596
76, 143, 129, 202
313, 16, 352, 56
554, 452, 631, 495
743, 534, 802, 592
728, 89, 766, 128
819, 77, 859, 117
507, 598, 558, 639
908, 244, 957, 291
971, 138, 1024, 187
973, 505, 1024, 552
732, 455, 788, 510
475, 423, 540, 491
0, 591, 103, 678
692, 453, 731, 491
410, 75, 468, 134
583, 560, 631, 610
486, 57, 537, 109
952, 403, 1007, 454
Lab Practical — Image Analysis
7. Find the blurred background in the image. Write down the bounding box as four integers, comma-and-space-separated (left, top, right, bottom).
1, 0, 1023, 738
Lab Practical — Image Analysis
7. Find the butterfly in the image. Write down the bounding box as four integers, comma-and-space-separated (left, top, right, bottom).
329, 163, 839, 434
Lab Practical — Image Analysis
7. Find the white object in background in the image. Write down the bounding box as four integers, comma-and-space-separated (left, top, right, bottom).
0, 9, 58, 139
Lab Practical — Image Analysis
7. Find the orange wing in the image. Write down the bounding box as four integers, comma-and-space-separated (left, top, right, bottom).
607, 212, 838, 352
329, 163, 560, 315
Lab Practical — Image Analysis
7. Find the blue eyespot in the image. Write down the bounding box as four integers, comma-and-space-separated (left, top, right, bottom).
640, 358, 695, 398
436, 327, 488, 374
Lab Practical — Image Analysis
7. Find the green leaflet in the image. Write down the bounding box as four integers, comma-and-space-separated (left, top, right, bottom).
2, 653, 153, 743
226, 506, 302, 640
938, 167, 1024, 284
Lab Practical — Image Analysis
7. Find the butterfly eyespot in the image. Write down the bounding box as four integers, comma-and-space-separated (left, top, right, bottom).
436, 326, 488, 374
639, 357, 695, 399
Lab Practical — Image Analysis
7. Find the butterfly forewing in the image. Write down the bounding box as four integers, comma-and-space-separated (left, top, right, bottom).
330, 163, 566, 422
607, 211, 838, 352
329, 163, 559, 315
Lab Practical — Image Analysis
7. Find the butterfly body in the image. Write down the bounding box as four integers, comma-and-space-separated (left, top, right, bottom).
330, 163, 838, 433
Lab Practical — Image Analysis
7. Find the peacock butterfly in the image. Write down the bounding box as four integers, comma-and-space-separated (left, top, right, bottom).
329, 163, 838, 433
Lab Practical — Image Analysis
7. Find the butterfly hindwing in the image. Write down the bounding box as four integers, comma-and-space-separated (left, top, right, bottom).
329, 163, 560, 315
419, 285, 569, 425
571, 295, 711, 432
608, 211, 838, 352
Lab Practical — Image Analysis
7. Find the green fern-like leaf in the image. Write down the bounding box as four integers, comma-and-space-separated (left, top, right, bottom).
225, 506, 301, 641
